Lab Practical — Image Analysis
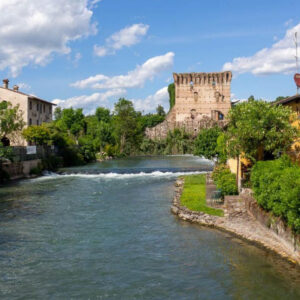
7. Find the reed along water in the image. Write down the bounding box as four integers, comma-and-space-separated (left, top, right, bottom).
0, 156, 299, 299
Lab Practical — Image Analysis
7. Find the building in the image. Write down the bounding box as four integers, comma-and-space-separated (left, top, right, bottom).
146, 71, 232, 139
0, 79, 56, 146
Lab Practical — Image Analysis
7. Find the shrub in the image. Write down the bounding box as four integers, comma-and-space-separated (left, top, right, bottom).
251, 156, 300, 232
212, 164, 238, 197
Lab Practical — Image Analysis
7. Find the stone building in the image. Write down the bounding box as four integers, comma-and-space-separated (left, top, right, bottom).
146, 71, 232, 139
0, 79, 56, 146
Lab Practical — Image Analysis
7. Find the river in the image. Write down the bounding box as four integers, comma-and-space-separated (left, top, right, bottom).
0, 156, 299, 299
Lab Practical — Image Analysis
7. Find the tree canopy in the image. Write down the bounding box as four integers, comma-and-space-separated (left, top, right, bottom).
0, 101, 25, 143
225, 99, 298, 162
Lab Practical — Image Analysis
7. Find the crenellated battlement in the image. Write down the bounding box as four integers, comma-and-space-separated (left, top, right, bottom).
173, 71, 232, 86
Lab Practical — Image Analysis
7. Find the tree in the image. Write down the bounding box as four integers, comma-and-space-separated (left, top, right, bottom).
95, 107, 111, 123
156, 105, 166, 117
194, 127, 222, 160
225, 99, 298, 163
55, 107, 85, 141
22, 124, 51, 145
113, 98, 139, 154
0, 101, 25, 144
168, 83, 175, 111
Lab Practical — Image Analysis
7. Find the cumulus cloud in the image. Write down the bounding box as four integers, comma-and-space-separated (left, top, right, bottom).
132, 87, 169, 113
52, 89, 126, 114
0, 0, 97, 77
223, 23, 300, 75
71, 52, 175, 89
94, 24, 149, 57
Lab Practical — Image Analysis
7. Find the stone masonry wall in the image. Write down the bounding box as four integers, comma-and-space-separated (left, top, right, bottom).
146, 71, 232, 140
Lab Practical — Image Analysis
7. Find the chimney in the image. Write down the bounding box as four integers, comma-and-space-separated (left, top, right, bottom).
13, 85, 19, 92
3, 79, 9, 89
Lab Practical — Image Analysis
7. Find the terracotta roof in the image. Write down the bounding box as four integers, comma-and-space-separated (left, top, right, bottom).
0, 86, 56, 106
273, 94, 300, 106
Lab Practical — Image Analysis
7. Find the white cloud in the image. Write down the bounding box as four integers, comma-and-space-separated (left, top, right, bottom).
0, 0, 97, 77
132, 87, 169, 113
94, 24, 149, 57
71, 52, 175, 89
223, 23, 300, 75
52, 89, 126, 114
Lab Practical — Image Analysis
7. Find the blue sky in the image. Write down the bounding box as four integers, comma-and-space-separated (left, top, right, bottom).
0, 0, 299, 114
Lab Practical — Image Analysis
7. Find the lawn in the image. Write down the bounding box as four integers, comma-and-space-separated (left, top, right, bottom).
180, 174, 224, 217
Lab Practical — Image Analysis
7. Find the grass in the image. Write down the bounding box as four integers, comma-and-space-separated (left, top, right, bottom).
180, 174, 224, 217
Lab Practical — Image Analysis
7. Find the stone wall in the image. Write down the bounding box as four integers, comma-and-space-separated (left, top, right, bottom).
146, 71, 232, 140
242, 191, 300, 253
2, 159, 42, 180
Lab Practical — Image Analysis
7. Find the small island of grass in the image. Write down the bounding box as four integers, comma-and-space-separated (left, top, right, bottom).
180, 174, 224, 217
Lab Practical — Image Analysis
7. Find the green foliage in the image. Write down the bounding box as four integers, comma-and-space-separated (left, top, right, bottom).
42, 155, 63, 171
22, 124, 52, 145
180, 174, 224, 216
194, 126, 222, 160
165, 129, 193, 154
156, 105, 166, 116
0, 101, 25, 142
212, 164, 238, 197
274, 96, 289, 102
216, 133, 227, 164
95, 107, 110, 123
251, 156, 300, 232
225, 99, 298, 162
168, 83, 175, 111
30, 163, 43, 176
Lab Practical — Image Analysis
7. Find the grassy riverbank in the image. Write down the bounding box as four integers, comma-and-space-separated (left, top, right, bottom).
180, 174, 224, 217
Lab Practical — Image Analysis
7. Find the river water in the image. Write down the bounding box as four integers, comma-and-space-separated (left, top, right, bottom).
0, 156, 299, 299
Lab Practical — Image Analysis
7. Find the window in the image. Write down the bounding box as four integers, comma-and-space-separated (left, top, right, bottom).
40, 103, 42, 113
37, 103, 39, 111
29, 118, 32, 125
43, 104, 45, 113
29, 101, 32, 110
49, 105, 51, 114
37, 120, 39, 125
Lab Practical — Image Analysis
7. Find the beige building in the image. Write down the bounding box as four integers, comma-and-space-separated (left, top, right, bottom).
146, 71, 232, 139
0, 79, 56, 146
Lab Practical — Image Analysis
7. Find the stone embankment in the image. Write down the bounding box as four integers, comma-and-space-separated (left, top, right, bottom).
171, 177, 300, 265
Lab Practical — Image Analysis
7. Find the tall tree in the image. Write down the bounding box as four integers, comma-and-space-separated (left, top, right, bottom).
113, 98, 139, 154
0, 101, 25, 144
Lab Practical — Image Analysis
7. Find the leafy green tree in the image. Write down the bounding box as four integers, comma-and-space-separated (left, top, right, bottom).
54, 107, 62, 120
168, 83, 175, 111
156, 105, 166, 116
165, 129, 192, 154
275, 96, 289, 102
0, 101, 25, 143
225, 99, 298, 163
194, 127, 222, 160
55, 107, 85, 141
22, 124, 52, 145
95, 107, 111, 123
113, 98, 140, 154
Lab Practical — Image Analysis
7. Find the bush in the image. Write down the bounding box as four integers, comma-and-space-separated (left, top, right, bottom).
251, 156, 300, 232
212, 164, 238, 197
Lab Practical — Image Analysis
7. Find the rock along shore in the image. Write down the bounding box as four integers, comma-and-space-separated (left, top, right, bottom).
171, 177, 300, 266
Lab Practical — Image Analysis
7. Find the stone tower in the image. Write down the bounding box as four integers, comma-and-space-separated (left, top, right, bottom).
145, 71, 232, 140
173, 71, 232, 122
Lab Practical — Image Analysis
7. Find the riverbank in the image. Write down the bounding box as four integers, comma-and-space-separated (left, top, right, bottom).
171, 177, 300, 266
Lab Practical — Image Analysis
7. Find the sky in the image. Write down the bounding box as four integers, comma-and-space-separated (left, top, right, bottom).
0, 0, 299, 114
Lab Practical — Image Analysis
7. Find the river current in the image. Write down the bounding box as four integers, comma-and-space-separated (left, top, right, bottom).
0, 156, 299, 299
